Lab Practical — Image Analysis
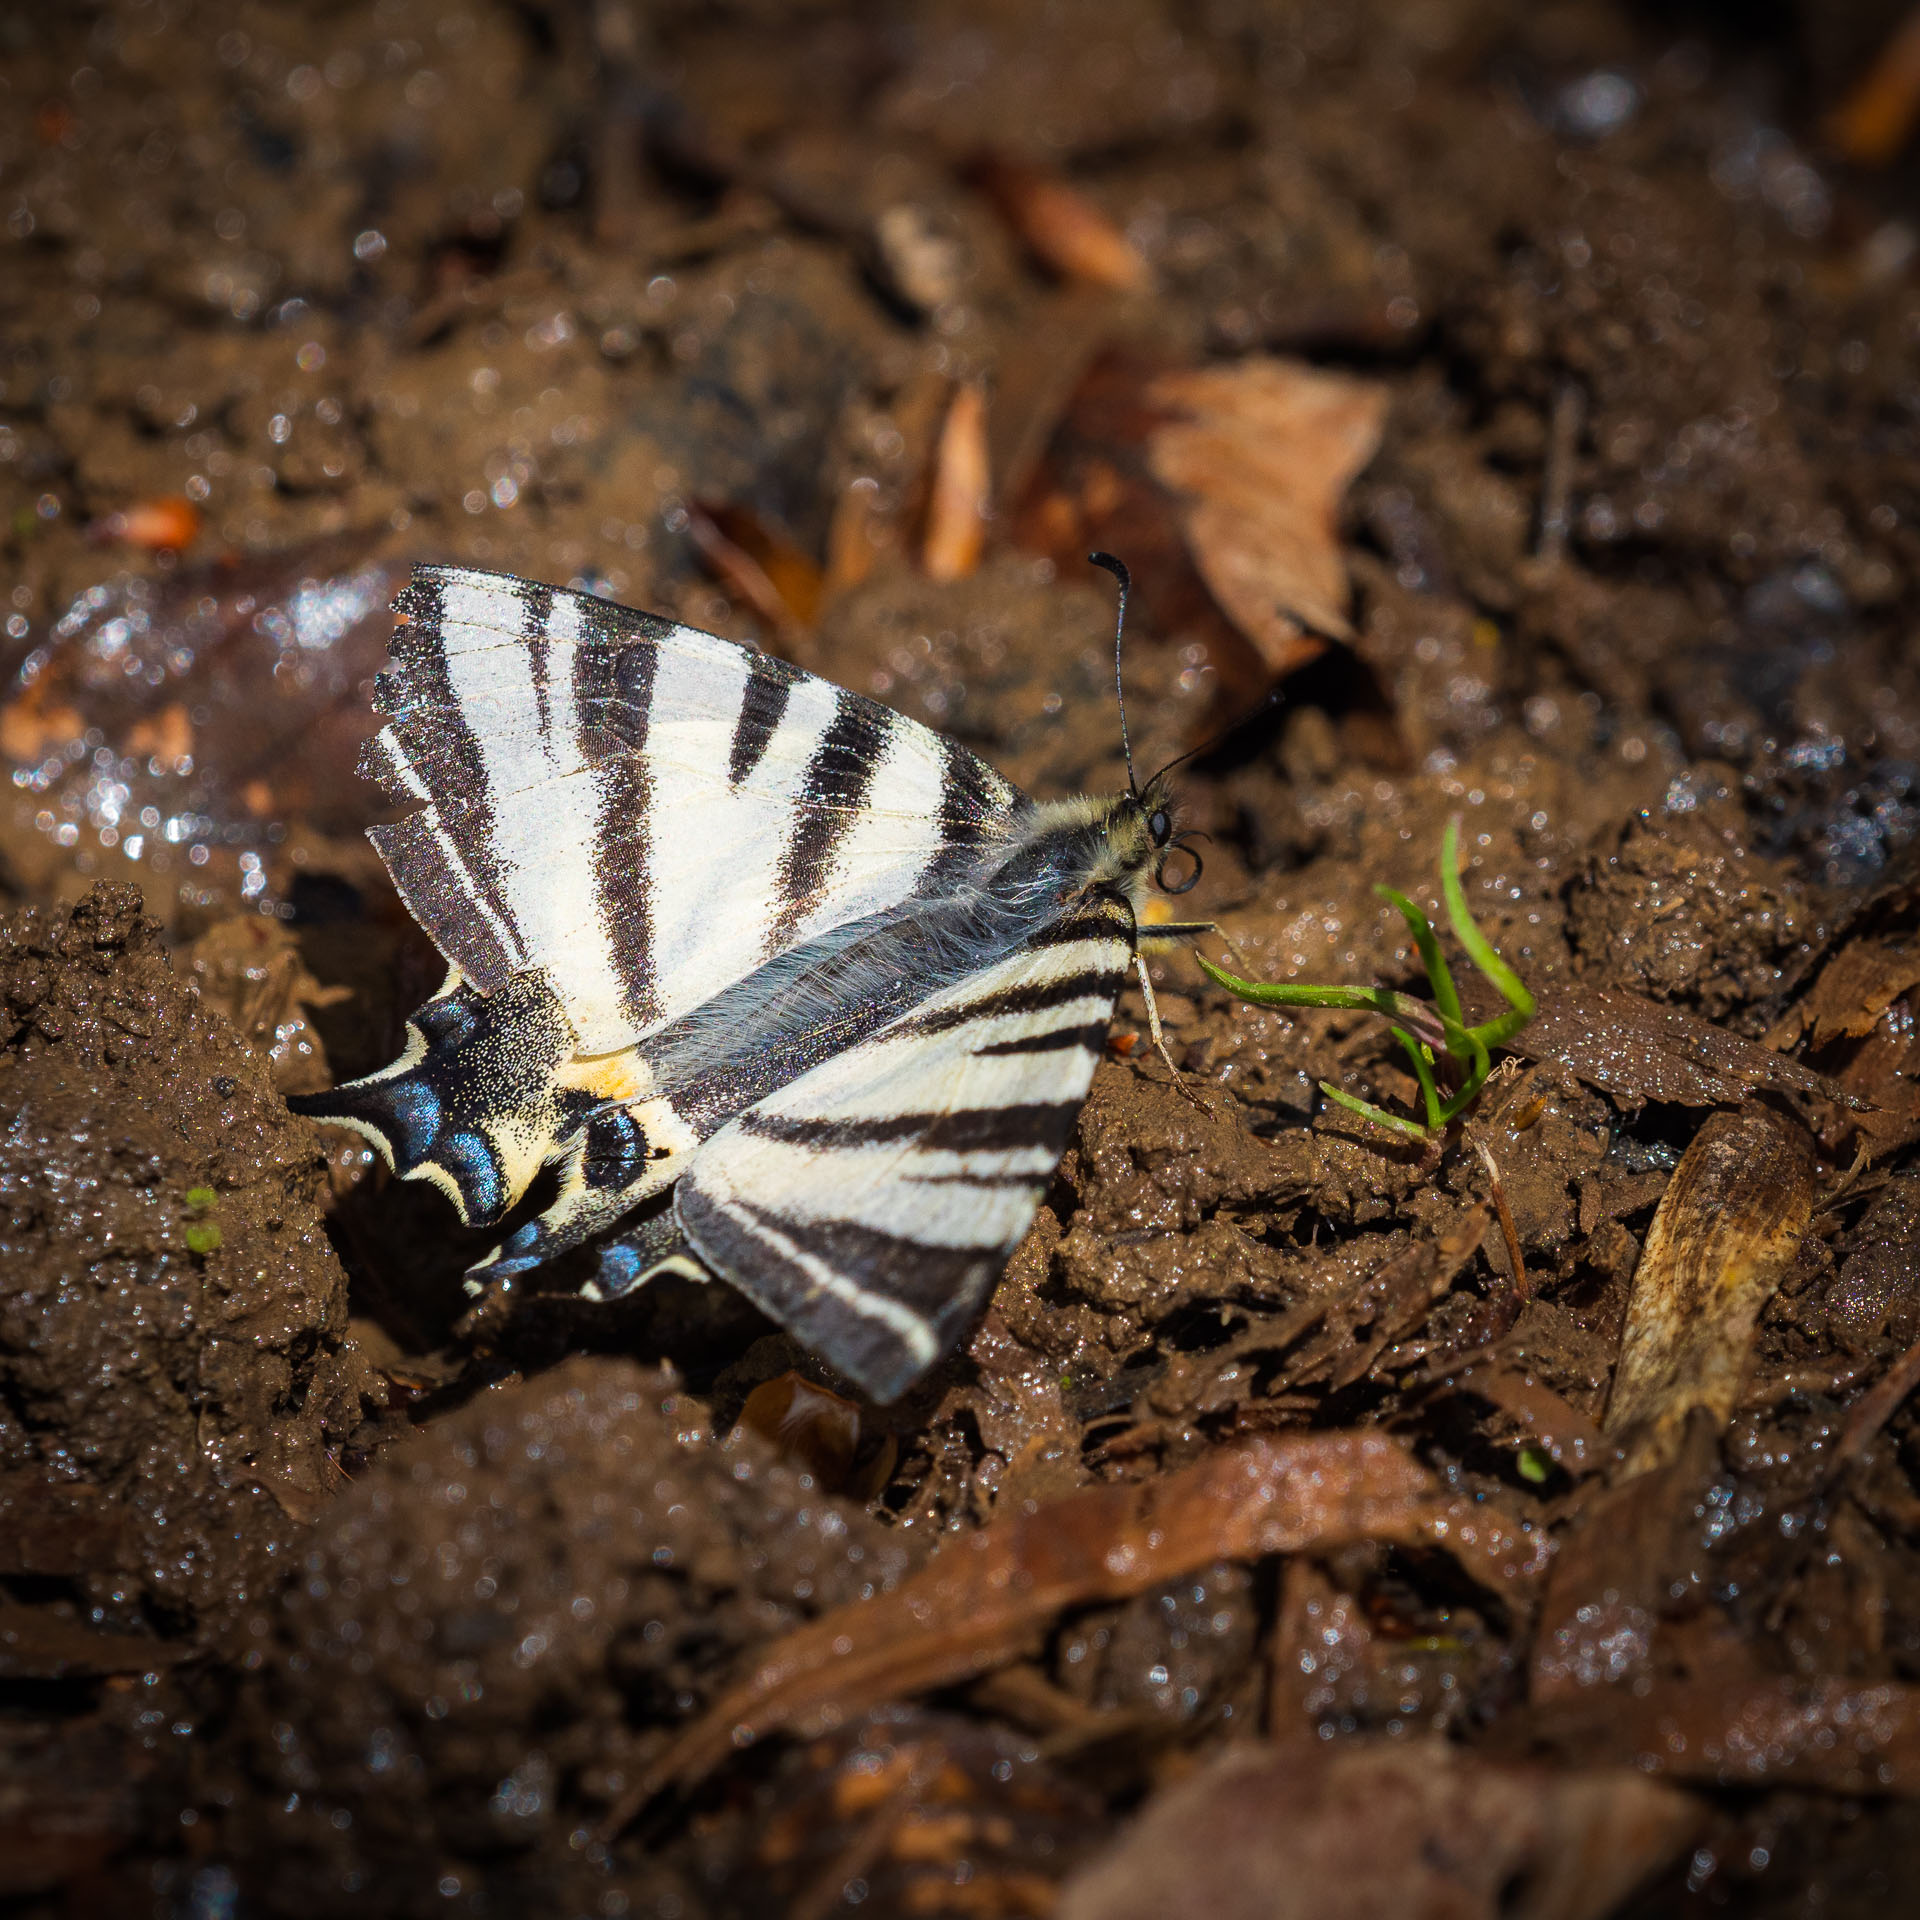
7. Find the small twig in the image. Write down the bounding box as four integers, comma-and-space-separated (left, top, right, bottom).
591, 1, 650, 247
784, 1747, 928, 1920
1825, 3, 1920, 167
1829, 1334, 1920, 1477
1469, 1130, 1529, 1303
1536, 380, 1585, 566
683, 505, 813, 657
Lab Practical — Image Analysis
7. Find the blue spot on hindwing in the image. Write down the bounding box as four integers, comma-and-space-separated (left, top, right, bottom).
595, 1242, 649, 1298
380, 1077, 443, 1165
469, 1220, 547, 1282
435, 1129, 505, 1222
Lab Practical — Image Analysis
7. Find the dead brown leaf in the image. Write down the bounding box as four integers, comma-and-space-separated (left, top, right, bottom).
1523, 1673, 1920, 1795
1010, 349, 1387, 716
1146, 358, 1388, 663
1444, 1364, 1609, 1475
733, 1371, 897, 1498
182, 914, 348, 1097
969, 155, 1152, 291
1474, 980, 1866, 1111
922, 379, 991, 581
604, 1429, 1548, 1830
1782, 934, 1920, 1044
1054, 1740, 1699, 1920
0, 1598, 183, 1680
1604, 1108, 1818, 1475
1529, 1421, 1721, 1707
686, 501, 822, 656
1824, 5, 1920, 166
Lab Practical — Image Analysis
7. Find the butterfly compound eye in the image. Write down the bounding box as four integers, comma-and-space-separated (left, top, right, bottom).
1148, 808, 1172, 846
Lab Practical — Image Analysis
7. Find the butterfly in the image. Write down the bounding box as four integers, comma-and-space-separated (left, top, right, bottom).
290, 555, 1211, 1400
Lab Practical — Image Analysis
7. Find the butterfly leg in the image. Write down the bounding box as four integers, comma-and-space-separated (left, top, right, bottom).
1134, 952, 1206, 1109
1140, 918, 1257, 977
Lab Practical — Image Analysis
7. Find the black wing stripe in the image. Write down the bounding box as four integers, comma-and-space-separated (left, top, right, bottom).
521, 580, 555, 742
973, 1020, 1112, 1058
765, 693, 889, 953
913, 734, 1003, 899
378, 574, 526, 971
577, 640, 661, 1031
892, 968, 1122, 1037
729, 649, 798, 787
367, 812, 522, 992
1025, 899, 1135, 948
738, 1099, 1085, 1154
676, 1185, 972, 1395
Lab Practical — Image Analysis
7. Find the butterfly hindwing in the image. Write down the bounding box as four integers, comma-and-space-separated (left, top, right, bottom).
363, 565, 1024, 1056
672, 892, 1136, 1400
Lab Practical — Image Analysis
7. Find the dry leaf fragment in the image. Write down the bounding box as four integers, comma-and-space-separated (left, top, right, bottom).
1055, 1741, 1698, 1920
922, 380, 991, 581
1010, 350, 1387, 716
1523, 1673, 1920, 1795
1146, 357, 1388, 666
604, 1430, 1547, 1828
733, 1372, 897, 1497
1468, 980, 1866, 1111
685, 501, 821, 656
1825, 4, 1920, 166
182, 914, 347, 1097
0, 1599, 183, 1680
1446, 1365, 1608, 1475
1781, 934, 1920, 1045
87, 495, 201, 552
969, 155, 1152, 291
1604, 1108, 1818, 1475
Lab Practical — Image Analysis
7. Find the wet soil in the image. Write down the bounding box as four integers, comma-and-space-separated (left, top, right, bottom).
6, 1, 1920, 1915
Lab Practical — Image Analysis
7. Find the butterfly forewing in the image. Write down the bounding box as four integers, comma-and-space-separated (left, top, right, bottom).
673, 894, 1136, 1400
364, 565, 1023, 1055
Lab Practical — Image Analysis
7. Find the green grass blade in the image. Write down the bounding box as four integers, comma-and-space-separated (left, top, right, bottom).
1195, 953, 1419, 1023
1377, 884, 1464, 1035
1389, 1025, 1445, 1131
1192, 823, 1536, 1147
1319, 1081, 1431, 1140
1440, 816, 1536, 1020
1435, 1022, 1491, 1126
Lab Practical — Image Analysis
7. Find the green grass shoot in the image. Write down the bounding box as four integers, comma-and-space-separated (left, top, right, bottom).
1194, 817, 1536, 1142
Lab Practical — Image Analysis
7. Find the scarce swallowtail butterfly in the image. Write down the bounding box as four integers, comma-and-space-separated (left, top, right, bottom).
290, 557, 1211, 1401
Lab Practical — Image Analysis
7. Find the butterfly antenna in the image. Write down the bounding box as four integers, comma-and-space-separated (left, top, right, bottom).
1141, 598, 1337, 785
1088, 550, 1136, 795
1146, 683, 1286, 788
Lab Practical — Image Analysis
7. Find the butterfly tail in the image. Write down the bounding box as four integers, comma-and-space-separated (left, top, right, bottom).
287, 971, 577, 1230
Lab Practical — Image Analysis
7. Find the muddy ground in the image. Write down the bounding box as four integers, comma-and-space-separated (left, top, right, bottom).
6, 0, 1920, 1914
